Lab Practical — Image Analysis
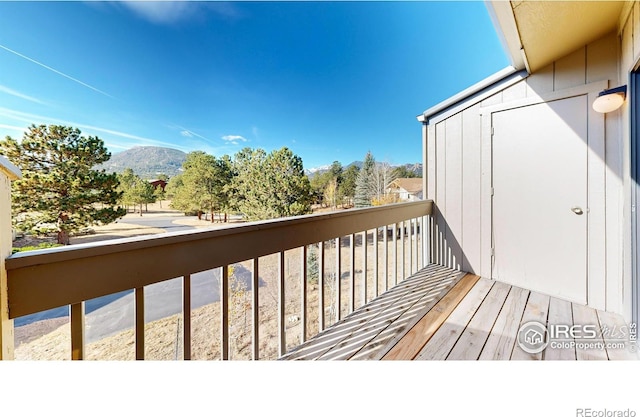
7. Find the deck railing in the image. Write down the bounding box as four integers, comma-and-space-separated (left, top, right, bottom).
2, 196, 433, 360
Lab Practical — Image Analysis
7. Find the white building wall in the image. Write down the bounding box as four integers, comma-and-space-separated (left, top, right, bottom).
424, 31, 626, 315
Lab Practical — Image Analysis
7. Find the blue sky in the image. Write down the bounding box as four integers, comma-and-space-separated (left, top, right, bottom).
0, 1, 508, 169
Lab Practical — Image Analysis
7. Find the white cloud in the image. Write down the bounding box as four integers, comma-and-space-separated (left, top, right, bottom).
121, 1, 195, 24
119, 1, 242, 25
221, 134, 248, 145
0, 123, 28, 135
180, 130, 193, 138
0, 85, 46, 105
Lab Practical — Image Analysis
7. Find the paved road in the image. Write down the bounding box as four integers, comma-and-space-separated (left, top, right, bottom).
117, 215, 195, 232
16, 214, 261, 343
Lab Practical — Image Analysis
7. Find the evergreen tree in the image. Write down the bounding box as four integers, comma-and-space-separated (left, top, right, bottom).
354, 151, 376, 207
233, 147, 312, 221
0, 124, 126, 245
340, 164, 359, 207
169, 151, 232, 222
117, 168, 156, 214
309, 160, 344, 207
392, 165, 420, 179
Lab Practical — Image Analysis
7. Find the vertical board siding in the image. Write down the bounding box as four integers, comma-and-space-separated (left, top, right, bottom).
588, 91, 608, 311
554, 47, 587, 90
480, 112, 494, 281
526, 63, 555, 97
633, 2, 640, 65
586, 33, 619, 84
424, 30, 624, 315
501, 80, 527, 102
435, 122, 446, 267
461, 104, 482, 274
445, 114, 463, 271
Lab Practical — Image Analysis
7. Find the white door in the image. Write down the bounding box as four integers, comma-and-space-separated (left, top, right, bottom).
492, 95, 588, 304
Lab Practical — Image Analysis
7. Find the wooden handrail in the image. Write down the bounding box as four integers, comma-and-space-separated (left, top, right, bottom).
6, 200, 432, 319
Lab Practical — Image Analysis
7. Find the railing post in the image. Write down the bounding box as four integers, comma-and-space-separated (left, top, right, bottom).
0, 156, 20, 360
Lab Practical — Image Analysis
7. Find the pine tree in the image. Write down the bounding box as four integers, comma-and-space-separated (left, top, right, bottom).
0, 124, 126, 244
233, 147, 312, 221
354, 151, 375, 207
168, 151, 232, 221
340, 164, 359, 207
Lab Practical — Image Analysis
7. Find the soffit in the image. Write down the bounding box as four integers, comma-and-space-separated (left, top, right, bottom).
501, 1, 626, 73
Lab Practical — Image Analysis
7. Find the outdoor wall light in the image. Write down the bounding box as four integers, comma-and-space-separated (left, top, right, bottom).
592, 85, 627, 113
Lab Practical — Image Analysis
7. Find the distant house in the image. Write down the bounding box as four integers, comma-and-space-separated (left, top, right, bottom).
387, 178, 423, 202
148, 179, 167, 191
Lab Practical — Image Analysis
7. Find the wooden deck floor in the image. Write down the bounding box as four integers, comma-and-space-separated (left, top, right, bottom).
280, 265, 639, 360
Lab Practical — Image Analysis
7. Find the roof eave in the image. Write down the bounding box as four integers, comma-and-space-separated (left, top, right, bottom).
417, 66, 527, 124
484, 1, 530, 73
0, 155, 21, 181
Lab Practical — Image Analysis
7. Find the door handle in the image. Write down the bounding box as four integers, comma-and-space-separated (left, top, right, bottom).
571, 207, 584, 215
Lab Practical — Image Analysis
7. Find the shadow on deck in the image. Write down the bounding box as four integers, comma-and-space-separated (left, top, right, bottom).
281, 265, 639, 360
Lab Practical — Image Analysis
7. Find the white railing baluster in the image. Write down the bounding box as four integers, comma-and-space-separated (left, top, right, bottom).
383, 225, 388, 292
408, 218, 413, 275
393, 223, 398, 286
135, 286, 144, 360
252, 258, 260, 360
373, 228, 378, 298
350, 233, 355, 314
318, 241, 325, 332
419, 216, 425, 269
335, 237, 341, 322
362, 230, 367, 306
400, 221, 405, 282
221, 266, 229, 360
70, 302, 85, 360
182, 274, 191, 360
300, 247, 307, 344
278, 252, 286, 357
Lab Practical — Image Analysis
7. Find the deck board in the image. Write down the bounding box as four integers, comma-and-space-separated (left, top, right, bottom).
510, 292, 550, 360
446, 281, 511, 360
544, 297, 576, 360
415, 278, 494, 360
597, 310, 639, 360
478, 285, 528, 360
280, 265, 463, 360
326, 268, 464, 360
280, 265, 637, 361
572, 303, 608, 360
380, 273, 480, 360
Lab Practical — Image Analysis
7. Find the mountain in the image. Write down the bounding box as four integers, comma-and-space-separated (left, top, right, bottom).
99, 146, 187, 179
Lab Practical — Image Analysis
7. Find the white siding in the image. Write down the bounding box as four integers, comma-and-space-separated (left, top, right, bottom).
423, 30, 626, 314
